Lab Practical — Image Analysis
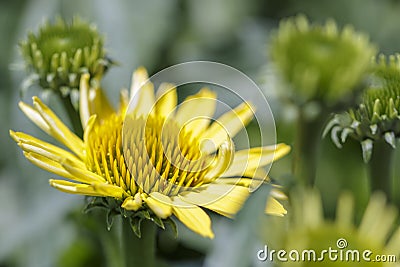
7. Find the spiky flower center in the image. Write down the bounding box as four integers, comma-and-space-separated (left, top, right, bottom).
271, 15, 375, 103
86, 114, 212, 198
20, 18, 110, 91
37, 26, 98, 64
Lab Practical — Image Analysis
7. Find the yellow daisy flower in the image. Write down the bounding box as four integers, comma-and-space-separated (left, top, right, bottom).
263, 189, 400, 266
10, 67, 290, 238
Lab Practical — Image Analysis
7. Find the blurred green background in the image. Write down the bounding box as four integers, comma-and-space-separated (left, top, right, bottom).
2, 0, 400, 266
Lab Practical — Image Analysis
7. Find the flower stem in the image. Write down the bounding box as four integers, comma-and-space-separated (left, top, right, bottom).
293, 107, 326, 186
122, 219, 156, 267
58, 92, 83, 138
367, 141, 394, 200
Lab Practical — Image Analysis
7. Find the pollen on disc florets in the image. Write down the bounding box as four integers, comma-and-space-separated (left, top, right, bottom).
19, 16, 112, 94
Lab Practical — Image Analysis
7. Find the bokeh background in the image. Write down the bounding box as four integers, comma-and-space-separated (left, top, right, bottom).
2, 0, 400, 266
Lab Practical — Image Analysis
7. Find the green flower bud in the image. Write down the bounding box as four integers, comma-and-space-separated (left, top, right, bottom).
19, 17, 112, 95
270, 15, 376, 105
324, 54, 400, 162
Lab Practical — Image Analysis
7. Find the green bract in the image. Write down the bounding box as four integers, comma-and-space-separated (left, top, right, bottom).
270, 15, 376, 105
324, 54, 400, 162
20, 17, 111, 94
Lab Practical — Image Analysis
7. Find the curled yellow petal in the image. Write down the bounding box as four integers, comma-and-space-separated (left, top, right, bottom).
201, 102, 255, 154
122, 193, 142, 211
171, 198, 214, 238
144, 192, 172, 219
49, 179, 104, 197
265, 197, 287, 216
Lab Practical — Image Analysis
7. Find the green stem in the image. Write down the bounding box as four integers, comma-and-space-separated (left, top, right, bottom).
368, 141, 394, 201
293, 108, 327, 186
57, 92, 84, 138
122, 219, 156, 267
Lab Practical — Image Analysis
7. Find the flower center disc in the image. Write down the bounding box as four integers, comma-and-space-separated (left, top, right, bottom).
124, 115, 211, 195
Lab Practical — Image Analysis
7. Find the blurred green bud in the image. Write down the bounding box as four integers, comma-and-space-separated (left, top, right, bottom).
324, 54, 400, 162
19, 17, 112, 95
270, 15, 376, 106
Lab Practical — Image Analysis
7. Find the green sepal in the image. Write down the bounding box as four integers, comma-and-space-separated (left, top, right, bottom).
151, 215, 165, 230
129, 217, 143, 238
106, 209, 119, 231
163, 217, 178, 238
361, 139, 374, 163
82, 197, 108, 213
384, 131, 396, 148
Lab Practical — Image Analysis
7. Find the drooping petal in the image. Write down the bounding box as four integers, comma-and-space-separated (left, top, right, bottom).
122, 193, 142, 211
222, 143, 291, 177
61, 158, 106, 183
201, 102, 255, 154
144, 192, 173, 219
175, 88, 217, 136
49, 179, 106, 197
23, 152, 77, 181
171, 197, 214, 238
180, 183, 249, 218
10, 130, 84, 168
91, 183, 126, 199
18, 101, 51, 135
265, 197, 287, 216
32, 97, 85, 159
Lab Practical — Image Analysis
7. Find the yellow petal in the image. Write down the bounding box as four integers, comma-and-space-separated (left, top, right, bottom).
10, 130, 84, 168
175, 88, 217, 136
23, 152, 76, 181
119, 89, 130, 116
92, 183, 126, 199
61, 158, 106, 183
129, 79, 155, 118
155, 83, 177, 118
265, 197, 287, 216
80, 74, 114, 127
32, 97, 85, 159
122, 193, 142, 211
79, 74, 91, 127
171, 198, 214, 238
222, 143, 291, 177
204, 138, 234, 181
83, 115, 97, 145
49, 179, 105, 197
130, 66, 149, 97
213, 177, 254, 187
18, 101, 51, 134
144, 192, 173, 219
180, 184, 249, 218
201, 102, 255, 154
